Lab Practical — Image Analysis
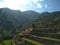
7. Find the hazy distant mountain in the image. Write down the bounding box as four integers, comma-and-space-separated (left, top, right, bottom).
35, 11, 60, 22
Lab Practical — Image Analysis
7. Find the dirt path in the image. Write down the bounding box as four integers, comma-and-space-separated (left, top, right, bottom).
12, 40, 16, 45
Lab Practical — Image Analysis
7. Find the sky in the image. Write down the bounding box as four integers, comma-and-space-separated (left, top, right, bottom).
0, 0, 60, 13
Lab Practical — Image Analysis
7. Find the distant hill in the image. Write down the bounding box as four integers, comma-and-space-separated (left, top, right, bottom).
32, 11, 60, 35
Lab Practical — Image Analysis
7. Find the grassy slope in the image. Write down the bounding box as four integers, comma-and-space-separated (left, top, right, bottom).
16, 33, 44, 45
31, 35, 60, 42
0, 40, 12, 45
3, 40, 12, 45
0, 43, 2, 45
18, 33, 60, 42
23, 38, 44, 45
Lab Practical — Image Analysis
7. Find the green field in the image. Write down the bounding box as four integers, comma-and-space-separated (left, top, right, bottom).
0, 40, 12, 45
3, 40, 12, 45
31, 35, 60, 42
23, 38, 44, 45
0, 43, 2, 45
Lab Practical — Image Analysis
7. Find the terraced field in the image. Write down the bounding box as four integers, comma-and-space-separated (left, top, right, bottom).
23, 38, 44, 45
24, 34, 60, 45
0, 34, 60, 45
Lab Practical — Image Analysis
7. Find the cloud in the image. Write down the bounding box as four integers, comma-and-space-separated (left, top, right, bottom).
45, 4, 48, 8
0, 0, 3, 2
31, 0, 42, 8
40, 0, 44, 1
0, 1, 5, 8
0, 0, 43, 11
35, 3, 42, 8
32, 0, 39, 3
32, 0, 44, 3
0, 0, 29, 11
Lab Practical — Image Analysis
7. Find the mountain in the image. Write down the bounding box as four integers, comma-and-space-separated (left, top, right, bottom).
0, 8, 60, 35
36, 11, 60, 22
0, 8, 39, 34
0, 8, 40, 42
32, 11, 60, 35
0, 8, 60, 42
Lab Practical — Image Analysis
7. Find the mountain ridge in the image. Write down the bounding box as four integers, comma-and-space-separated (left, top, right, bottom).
0, 8, 60, 42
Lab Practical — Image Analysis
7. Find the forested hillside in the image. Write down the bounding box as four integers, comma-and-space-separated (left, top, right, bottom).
0, 8, 39, 42
0, 8, 60, 44
31, 11, 60, 39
